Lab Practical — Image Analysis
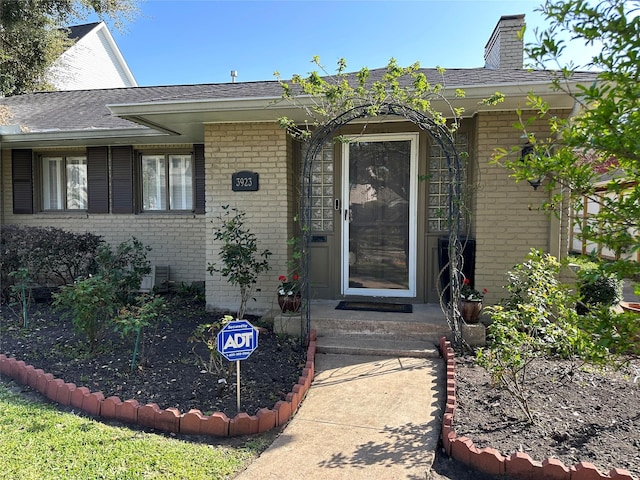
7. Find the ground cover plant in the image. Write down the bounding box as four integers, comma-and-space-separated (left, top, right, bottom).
0, 380, 273, 480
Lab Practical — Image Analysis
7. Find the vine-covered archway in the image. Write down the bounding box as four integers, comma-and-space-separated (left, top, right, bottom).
298, 102, 466, 346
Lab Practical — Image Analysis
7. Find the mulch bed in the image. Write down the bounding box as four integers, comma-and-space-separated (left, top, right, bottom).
0, 297, 307, 418
454, 355, 640, 478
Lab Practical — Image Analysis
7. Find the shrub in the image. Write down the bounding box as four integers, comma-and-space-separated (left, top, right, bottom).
571, 257, 623, 313
0, 225, 103, 300
477, 250, 594, 422
53, 275, 117, 353
52, 237, 152, 353
94, 237, 151, 305
189, 315, 233, 378
208, 206, 271, 319
114, 294, 169, 371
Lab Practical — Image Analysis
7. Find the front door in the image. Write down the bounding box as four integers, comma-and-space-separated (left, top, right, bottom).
341, 133, 418, 297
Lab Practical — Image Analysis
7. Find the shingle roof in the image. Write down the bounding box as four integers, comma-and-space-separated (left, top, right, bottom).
0, 67, 598, 134
65, 22, 101, 41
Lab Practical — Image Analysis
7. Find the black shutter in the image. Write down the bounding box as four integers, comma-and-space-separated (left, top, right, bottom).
111, 146, 134, 214
12, 149, 33, 214
87, 146, 109, 214
194, 144, 205, 214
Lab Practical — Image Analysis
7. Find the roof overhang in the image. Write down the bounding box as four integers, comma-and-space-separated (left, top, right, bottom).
0, 79, 584, 148
106, 81, 581, 135
0, 127, 176, 148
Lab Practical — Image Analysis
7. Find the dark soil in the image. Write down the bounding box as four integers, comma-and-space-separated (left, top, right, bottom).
3, 298, 640, 479
454, 355, 640, 479
0, 296, 307, 419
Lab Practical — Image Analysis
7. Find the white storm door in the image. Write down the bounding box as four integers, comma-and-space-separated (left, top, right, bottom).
341, 133, 418, 297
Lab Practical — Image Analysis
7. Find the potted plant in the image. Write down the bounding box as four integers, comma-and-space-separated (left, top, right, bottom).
277, 274, 301, 313
459, 277, 486, 323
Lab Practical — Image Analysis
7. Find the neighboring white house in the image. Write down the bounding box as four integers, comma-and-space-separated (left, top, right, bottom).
47, 22, 137, 90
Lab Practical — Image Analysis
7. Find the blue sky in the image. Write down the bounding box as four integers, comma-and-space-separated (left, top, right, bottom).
96, 0, 592, 86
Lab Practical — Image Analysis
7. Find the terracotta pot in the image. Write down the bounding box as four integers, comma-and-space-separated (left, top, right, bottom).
278, 294, 302, 313
459, 300, 482, 323
620, 302, 640, 314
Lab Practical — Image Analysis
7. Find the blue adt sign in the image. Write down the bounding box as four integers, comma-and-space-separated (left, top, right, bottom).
217, 320, 259, 361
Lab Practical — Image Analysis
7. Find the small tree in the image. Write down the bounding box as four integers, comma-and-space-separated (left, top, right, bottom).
208, 206, 271, 319
492, 0, 640, 287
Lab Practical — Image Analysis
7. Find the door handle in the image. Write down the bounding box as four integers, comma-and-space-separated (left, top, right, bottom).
335, 199, 340, 210
344, 209, 352, 222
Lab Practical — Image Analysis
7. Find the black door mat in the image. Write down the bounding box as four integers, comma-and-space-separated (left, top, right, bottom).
335, 301, 413, 313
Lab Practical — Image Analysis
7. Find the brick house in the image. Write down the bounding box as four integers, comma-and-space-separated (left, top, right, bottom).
0, 15, 597, 315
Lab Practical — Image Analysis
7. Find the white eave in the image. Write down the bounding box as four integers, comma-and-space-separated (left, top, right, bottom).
106, 81, 581, 134
0, 77, 585, 147
0, 127, 169, 147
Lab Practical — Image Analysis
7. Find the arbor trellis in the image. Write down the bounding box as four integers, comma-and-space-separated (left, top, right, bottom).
275, 58, 481, 347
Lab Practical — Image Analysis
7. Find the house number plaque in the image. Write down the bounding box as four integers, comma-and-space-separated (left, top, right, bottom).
232, 171, 259, 191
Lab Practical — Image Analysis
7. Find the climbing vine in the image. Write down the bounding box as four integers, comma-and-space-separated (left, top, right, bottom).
274, 57, 502, 347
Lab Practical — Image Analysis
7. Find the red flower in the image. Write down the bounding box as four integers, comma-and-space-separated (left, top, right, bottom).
278, 275, 286, 282
463, 278, 470, 285
293, 274, 299, 281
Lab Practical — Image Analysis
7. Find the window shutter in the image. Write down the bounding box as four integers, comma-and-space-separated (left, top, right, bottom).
87, 146, 109, 214
194, 144, 205, 214
111, 146, 134, 213
12, 149, 33, 214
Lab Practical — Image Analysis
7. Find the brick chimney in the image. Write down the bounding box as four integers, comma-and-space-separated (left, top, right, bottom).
484, 14, 525, 69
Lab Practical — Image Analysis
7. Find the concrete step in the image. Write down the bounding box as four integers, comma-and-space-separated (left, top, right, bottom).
309, 301, 451, 344
316, 334, 441, 358
311, 317, 450, 342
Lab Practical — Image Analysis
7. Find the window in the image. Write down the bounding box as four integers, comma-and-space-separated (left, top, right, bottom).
41, 155, 88, 210
141, 154, 193, 211
427, 133, 468, 231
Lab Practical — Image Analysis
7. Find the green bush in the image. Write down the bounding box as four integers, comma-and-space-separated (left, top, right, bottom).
477, 250, 597, 423
478, 250, 637, 423
52, 238, 152, 353
571, 257, 623, 313
94, 237, 151, 305
189, 314, 233, 378
0, 225, 103, 300
53, 275, 117, 352
114, 294, 169, 371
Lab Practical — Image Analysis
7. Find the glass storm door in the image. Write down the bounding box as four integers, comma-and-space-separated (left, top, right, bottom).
341, 134, 418, 297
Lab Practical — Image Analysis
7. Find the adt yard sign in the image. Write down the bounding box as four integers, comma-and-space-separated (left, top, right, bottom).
217, 320, 258, 361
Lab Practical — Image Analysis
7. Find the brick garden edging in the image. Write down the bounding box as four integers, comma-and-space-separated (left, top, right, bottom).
0, 330, 317, 437
439, 337, 637, 480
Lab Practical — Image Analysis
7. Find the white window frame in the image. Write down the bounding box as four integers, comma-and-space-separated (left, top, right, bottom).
41, 155, 87, 211
140, 153, 194, 212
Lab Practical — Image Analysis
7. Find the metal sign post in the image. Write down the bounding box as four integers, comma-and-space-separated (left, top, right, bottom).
217, 320, 259, 412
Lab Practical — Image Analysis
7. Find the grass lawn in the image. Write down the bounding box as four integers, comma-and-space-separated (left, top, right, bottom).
0, 381, 271, 480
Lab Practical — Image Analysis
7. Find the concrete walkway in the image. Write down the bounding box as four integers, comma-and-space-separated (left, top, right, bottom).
236, 352, 444, 480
